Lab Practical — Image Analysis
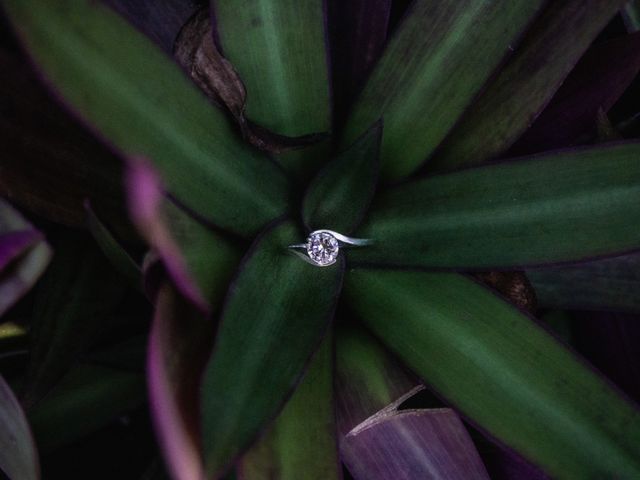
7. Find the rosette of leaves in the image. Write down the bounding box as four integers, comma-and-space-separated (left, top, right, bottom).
2, 0, 640, 479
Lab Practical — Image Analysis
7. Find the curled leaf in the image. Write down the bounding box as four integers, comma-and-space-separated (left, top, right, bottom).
0, 199, 51, 318
335, 323, 421, 436
346, 269, 640, 478
126, 159, 240, 313
0, 375, 39, 480
342, 408, 489, 480
175, 8, 328, 155
148, 284, 209, 480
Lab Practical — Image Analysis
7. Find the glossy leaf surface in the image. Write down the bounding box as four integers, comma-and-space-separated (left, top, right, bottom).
200, 221, 344, 476
0, 375, 39, 480
239, 335, 340, 480
342, 409, 489, 480
351, 143, 640, 269
342, 0, 546, 179
3, 0, 289, 236
212, 0, 330, 139
302, 122, 381, 234
345, 269, 640, 478
432, 0, 626, 170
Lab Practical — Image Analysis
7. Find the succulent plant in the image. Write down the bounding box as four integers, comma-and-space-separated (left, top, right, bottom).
1, 0, 640, 479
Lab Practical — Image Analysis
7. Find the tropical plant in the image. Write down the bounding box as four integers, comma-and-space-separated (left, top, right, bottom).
1, 0, 640, 479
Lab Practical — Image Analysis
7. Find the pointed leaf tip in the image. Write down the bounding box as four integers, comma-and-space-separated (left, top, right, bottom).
200, 220, 344, 476
303, 121, 382, 234
126, 158, 210, 313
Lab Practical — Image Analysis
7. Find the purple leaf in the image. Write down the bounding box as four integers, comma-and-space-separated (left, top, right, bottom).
341, 408, 490, 480
148, 284, 208, 480
335, 324, 422, 436
126, 159, 209, 313
510, 32, 640, 155
0, 199, 51, 318
21, 232, 127, 408
0, 230, 42, 272
0, 375, 39, 480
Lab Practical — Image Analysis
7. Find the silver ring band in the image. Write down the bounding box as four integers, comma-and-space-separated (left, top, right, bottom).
288, 229, 372, 267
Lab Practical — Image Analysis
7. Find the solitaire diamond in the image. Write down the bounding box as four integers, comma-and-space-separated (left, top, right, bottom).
306, 231, 339, 266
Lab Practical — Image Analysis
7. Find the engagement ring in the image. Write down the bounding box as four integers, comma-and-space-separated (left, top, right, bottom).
288, 229, 372, 267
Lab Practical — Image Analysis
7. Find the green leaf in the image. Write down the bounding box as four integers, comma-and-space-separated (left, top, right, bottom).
29, 364, 145, 453
239, 334, 341, 480
0, 375, 39, 480
302, 122, 381, 234
127, 160, 241, 312
85, 204, 142, 292
148, 284, 213, 480
431, 0, 627, 170
335, 323, 421, 436
350, 143, 640, 269
22, 233, 127, 407
623, 0, 640, 32
212, 0, 331, 139
528, 253, 640, 314
345, 269, 640, 478
200, 220, 344, 477
341, 0, 546, 180
3, 0, 289, 236
163, 201, 241, 304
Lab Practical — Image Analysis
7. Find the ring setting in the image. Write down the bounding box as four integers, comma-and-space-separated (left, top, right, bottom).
288, 229, 371, 267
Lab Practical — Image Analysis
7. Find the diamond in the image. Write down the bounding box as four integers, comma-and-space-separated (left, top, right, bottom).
306, 231, 340, 266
